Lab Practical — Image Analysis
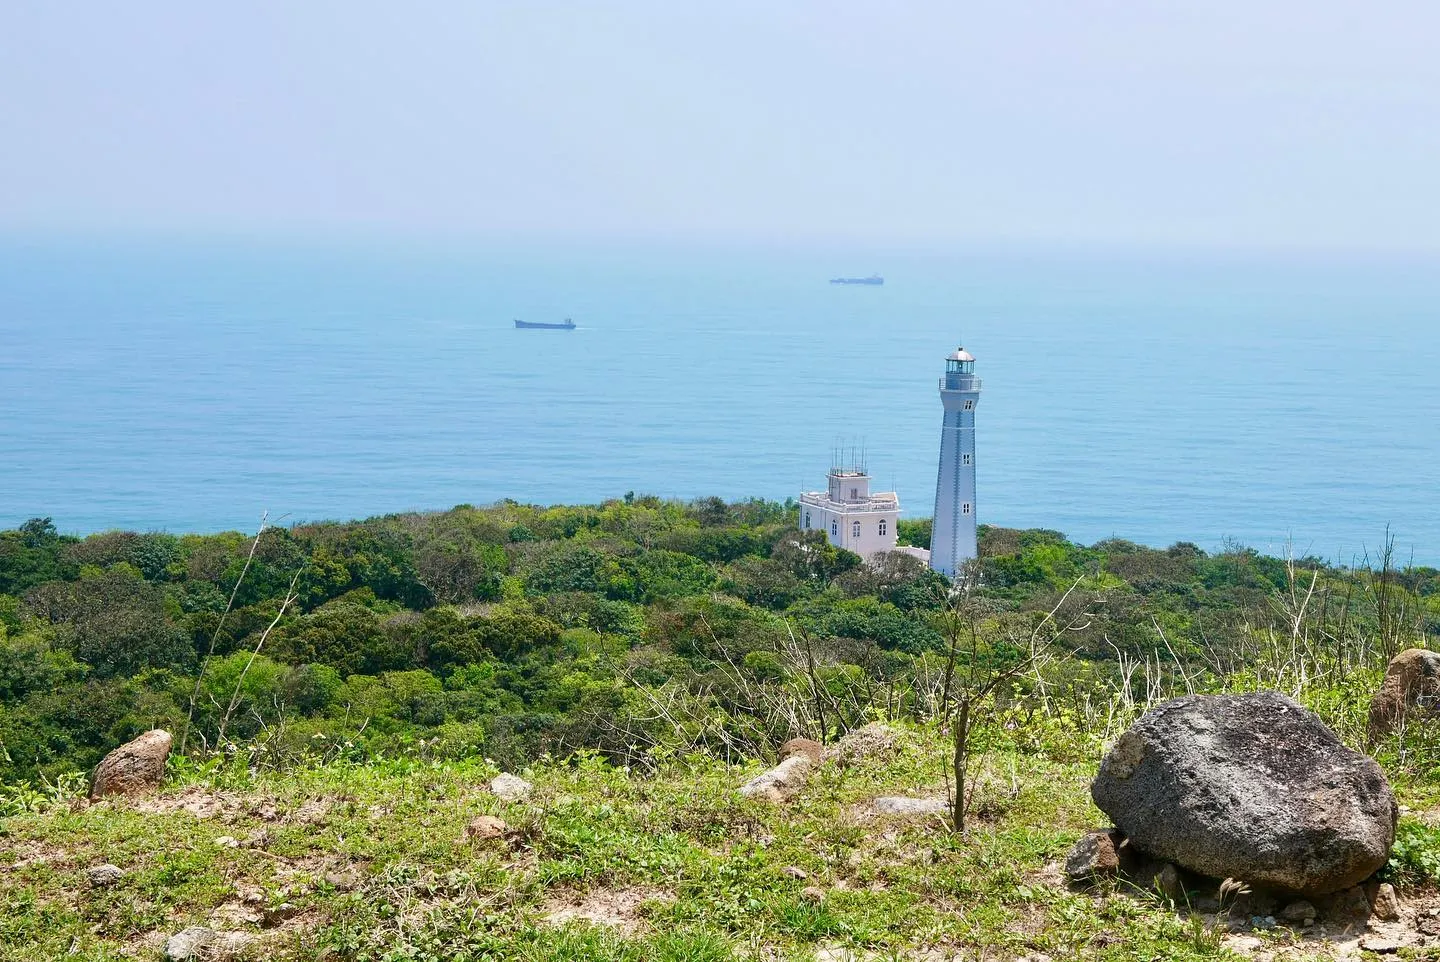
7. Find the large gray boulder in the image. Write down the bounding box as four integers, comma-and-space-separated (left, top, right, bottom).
1092, 692, 1396, 897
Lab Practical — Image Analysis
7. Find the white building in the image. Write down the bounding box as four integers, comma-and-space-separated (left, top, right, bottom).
931, 346, 981, 576
799, 468, 900, 558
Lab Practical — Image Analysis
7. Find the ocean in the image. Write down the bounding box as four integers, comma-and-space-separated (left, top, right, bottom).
2, 238, 1437, 565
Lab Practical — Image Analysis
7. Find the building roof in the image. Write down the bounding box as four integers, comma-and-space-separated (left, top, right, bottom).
947, 347, 975, 362
799, 490, 899, 511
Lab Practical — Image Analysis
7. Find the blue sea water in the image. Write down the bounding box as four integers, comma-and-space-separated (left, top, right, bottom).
1, 238, 1437, 564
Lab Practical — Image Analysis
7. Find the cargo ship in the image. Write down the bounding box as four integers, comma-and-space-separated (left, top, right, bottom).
829, 275, 884, 285
514, 318, 576, 330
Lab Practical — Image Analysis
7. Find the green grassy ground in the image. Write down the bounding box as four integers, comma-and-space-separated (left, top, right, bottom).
0, 727, 1299, 962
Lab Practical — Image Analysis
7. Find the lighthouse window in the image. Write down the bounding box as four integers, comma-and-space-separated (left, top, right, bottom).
803, 512, 811, 529
878, 519, 887, 536
963, 453, 972, 465
962, 503, 972, 515
850, 487, 858, 499
852, 521, 861, 539
831, 520, 838, 536
963, 400, 974, 411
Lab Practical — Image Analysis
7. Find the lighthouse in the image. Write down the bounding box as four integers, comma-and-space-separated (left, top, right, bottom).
931, 347, 981, 576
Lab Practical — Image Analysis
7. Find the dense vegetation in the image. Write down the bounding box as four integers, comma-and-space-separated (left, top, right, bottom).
4, 499, 1440, 960
3, 497, 1437, 788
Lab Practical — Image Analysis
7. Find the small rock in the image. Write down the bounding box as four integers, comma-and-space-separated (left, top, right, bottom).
781, 865, 808, 879
778, 737, 824, 765
165, 927, 216, 960
163, 926, 254, 960
235, 884, 265, 905
489, 773, 533, 802
213, 835, 241, 848
322, 868, 361, 891
90, 729, 173, 799
800, 886, 826, 903
1251, 915, 1277, 930
1064, 829, 1124, 881
262, 902, 299, 927
1372, 881, 1402, 921
464, 814, 508, 841
1230, 889, 1278, 920
1417, 913, 1440, 937
1152, 862, 1185, 901
85, 864, 124, 887
869, 796, 948, 817
1279, 900, 1317, 924
1360, 935, 1402, 954
1318, 884, 1371, 925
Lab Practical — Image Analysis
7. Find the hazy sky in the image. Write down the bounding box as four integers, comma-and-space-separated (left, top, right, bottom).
3, 2, 1438, 251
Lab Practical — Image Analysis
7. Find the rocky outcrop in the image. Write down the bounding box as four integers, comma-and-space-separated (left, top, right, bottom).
824, 722, 902, 766
778, 737, 824, 765
868, 796, 948, 817
90, 729, 172, 799
1092, 692, 1396, 897
739, 755, 813, 803
738, 724, 909, 802
1369, 648, 1440, 740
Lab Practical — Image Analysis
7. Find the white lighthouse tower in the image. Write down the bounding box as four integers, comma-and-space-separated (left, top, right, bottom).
931, 347, 981, 576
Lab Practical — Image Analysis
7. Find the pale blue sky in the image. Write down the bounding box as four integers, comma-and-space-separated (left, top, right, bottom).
2, 2, 1438, 251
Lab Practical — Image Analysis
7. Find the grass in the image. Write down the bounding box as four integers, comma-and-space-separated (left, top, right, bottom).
5, 723, 1429, 962
0, 729, 1179, 962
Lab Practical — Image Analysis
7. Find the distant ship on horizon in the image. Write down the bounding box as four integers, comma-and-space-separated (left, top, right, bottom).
829, 275, 884, 285
514, 318, 576, 330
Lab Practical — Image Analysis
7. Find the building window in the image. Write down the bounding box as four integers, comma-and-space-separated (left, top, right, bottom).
852, 521, 861, 539
962, 453, 971, 465
878, 519, 887, 536
962, 502, 972, 515
963, 399, 974, 410
803, 512, 811, 529
831, 520, 838, 536
849, 487, 858, 499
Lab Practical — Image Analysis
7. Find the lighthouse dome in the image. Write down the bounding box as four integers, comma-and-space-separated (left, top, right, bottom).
947, 348, 976, 362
